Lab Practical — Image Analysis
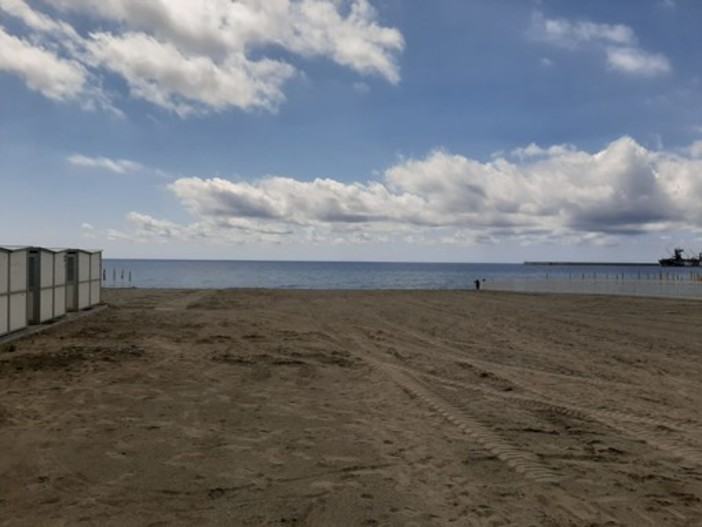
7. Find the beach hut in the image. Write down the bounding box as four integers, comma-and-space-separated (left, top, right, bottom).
65, 249, 102, 312
0, 246, 29, 337
52, 248, 67, 318
27, 247, 67, 324
89, 250, 102, 307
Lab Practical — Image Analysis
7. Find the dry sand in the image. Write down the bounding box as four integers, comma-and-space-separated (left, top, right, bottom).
1, 288, 701, 526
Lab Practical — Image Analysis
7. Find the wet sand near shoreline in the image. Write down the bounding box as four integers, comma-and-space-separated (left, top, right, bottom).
1, 288, 701, 526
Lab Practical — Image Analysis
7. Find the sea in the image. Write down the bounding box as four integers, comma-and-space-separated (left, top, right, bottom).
102, 259, 701, 291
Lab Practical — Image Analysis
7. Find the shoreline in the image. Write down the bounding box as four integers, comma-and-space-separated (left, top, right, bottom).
98, 283, 702, 302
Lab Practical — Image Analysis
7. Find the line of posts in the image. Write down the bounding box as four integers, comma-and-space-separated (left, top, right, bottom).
545, 271, 702, 282
102, 268, 132, 287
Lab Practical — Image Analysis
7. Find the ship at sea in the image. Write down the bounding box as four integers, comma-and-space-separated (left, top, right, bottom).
659, 248, 702, 267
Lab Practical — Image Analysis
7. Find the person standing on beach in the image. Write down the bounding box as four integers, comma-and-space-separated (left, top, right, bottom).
474, 279, 480, 290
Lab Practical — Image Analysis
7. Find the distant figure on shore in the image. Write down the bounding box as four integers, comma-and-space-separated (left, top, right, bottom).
474, 279, 481, 291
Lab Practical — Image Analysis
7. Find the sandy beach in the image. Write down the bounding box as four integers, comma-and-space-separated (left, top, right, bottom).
1, 288, 701, 526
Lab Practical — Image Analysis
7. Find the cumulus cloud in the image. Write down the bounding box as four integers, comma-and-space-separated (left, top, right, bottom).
110, 211, 294, 245
606, 46, 671, 76
0, 0, 79, 40
125, 212, 189, 242
0, 25, 86, 100
0, 0, 403, 114
111, 137, 702, 247
84, 32, 295, 116
43, 0, 404, 80
529, 12, 671, 77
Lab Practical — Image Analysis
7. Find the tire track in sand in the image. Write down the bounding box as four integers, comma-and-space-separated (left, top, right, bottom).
405, 365, 702, 470
328, 318, 701, 525
340, 333, 562, 485
443, 355, 702, 470
382, 363, 562, 484
370, 313, 702, 427
338, 332, 632, 525
359, 313, 702, 470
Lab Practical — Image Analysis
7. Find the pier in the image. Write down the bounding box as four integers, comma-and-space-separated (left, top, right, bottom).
524, 261, 658, 267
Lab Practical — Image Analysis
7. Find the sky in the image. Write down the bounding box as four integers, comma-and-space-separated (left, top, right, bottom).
1, 0, 702, 263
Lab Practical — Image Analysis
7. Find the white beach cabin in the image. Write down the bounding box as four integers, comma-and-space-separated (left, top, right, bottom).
0, 246, 29, 337
89, 250, 102, 307
27, 247, 67, 324
66, 249, 102, 312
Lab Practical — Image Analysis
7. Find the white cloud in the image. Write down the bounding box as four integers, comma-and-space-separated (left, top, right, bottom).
84, 32, 295, 116
169, 176, 422, 225
606, 46, 671, 76
43, 0, 404, 81
530, 12, 671, 78
510, 143, 575, 160
108, 211, 294, 245
81, 223, 97, 239
0, 25, 86, 100
0, 0, 79, 40
531, 12, 635, 48
67, 154, 145, 174
0, 0, 403, 114
125, 212, 187, 242
112, 137, 702, 247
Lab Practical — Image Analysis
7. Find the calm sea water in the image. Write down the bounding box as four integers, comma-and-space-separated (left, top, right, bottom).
102, 259, 697, 290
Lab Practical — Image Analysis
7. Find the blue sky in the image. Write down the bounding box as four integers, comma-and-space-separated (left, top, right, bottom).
1, 0, 702, 262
